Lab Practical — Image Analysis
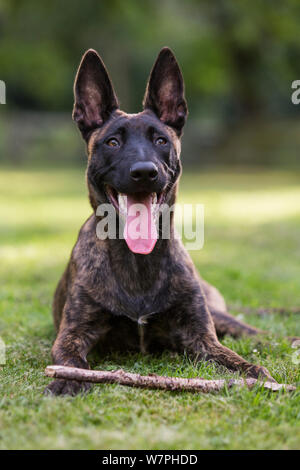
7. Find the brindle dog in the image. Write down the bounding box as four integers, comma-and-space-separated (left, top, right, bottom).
45, 47, 276, 395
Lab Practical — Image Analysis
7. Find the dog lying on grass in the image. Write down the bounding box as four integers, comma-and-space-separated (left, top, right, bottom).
45, 47, 277, 395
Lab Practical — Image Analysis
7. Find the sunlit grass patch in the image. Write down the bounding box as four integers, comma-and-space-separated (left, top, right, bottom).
0, 167, 299, 449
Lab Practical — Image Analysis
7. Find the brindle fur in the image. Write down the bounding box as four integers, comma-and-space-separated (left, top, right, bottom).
45, 48, 274, 396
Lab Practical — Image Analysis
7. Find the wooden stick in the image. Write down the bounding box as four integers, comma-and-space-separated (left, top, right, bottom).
45, 365, 296, 393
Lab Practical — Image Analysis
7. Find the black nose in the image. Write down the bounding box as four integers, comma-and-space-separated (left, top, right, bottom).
130, 161, 158, 182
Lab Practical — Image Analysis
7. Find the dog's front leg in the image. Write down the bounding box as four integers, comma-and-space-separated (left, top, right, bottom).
175, 296, 277, 383
44, 295, 108, 396
197, 337, 276, 382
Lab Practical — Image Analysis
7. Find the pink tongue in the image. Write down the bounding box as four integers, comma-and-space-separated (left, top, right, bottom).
124, 194, 158, 254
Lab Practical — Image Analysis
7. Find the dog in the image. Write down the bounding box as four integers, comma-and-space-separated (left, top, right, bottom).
45, 47, 276, 395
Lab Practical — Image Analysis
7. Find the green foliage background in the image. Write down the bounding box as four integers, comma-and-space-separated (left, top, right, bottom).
1, 0, 300, 166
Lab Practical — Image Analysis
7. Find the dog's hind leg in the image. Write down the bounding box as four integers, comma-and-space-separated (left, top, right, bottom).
203, 281, 300, 343
210, 309, 262, 338
201, 279, 263, 338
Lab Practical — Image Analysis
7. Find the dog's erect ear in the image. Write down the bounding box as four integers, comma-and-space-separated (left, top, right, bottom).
143, 47, 188, 136
73, 49, 119, 141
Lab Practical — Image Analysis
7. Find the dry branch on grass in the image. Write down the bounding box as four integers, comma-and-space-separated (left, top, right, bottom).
45, 365, 296, 393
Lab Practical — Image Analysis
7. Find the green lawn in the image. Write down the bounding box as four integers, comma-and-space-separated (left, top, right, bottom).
0, 166, 300, 450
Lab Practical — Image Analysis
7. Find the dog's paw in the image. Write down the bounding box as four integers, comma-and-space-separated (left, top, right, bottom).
44, 379, 92, 396
247, 365, 277, 384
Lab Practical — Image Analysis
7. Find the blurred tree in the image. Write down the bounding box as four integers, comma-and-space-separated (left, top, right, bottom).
1, 0, 300, 167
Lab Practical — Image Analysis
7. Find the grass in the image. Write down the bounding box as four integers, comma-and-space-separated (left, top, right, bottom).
0, 166, 300, 450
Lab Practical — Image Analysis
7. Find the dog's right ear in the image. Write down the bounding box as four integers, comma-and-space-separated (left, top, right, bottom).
73, 49, 119, 141
143, 47, 187, 136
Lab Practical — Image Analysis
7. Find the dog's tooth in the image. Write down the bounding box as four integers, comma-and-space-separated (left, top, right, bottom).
118, 194, 127, 215
151, 194, 157, 216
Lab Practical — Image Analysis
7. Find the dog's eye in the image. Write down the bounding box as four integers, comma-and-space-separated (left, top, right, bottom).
106, 138, 120, 148
155, 137, 167, 146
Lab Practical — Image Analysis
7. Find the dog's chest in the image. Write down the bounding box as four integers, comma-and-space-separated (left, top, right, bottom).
112, 284, 171, 323
105, 250, 172, 322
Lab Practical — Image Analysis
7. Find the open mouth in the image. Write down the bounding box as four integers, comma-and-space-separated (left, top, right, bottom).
105, 185, 166, 255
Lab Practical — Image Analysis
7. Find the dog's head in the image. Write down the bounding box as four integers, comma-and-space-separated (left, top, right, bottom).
73, 47, 188, 254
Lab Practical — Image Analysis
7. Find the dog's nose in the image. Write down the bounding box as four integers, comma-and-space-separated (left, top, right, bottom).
130, 161, 158, 182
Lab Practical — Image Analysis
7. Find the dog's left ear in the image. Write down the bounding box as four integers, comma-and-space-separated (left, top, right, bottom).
73, 49, 119, 141
143, 47, 188, 136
